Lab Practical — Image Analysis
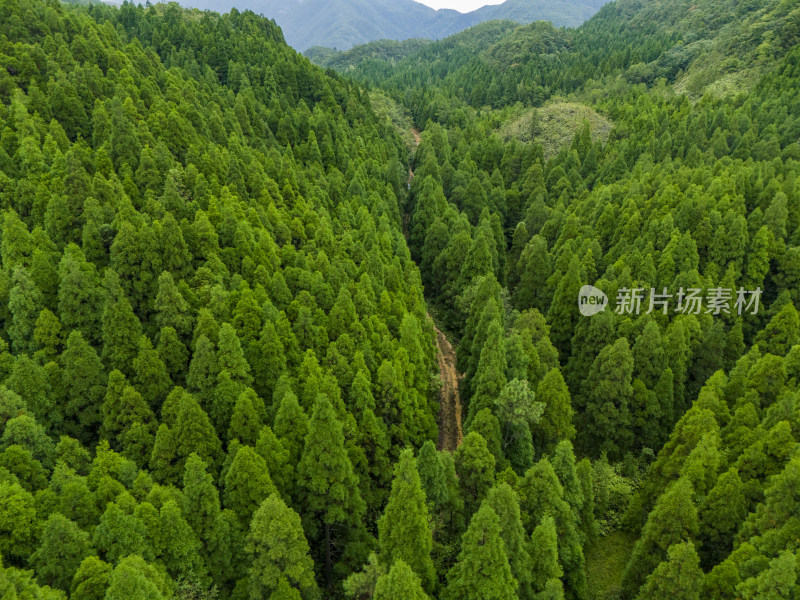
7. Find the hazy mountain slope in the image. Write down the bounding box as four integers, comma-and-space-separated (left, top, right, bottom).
472, 0, 604, 26
327, 0, 799, 116
178, 0, 604, 51
306, 38, 434, 71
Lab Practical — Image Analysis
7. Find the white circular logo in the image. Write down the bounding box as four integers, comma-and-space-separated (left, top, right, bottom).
578, 285, 608, 316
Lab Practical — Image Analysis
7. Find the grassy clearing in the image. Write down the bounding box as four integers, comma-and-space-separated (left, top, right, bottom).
499, 100, 613, 158
585, 530, 636, 600
368, 90, 417, 153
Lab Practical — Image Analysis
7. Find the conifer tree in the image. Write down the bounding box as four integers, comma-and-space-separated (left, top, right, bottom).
635, 541, 703, 600
217, 322, 253, 387
154, 271, 194, 339
552, 440, 584, 526
247, 493, 320, 600
297, 395, 365, 588
92, 501, 153, 563
417, 440, 449, 518
151, 389, 222, 484
697, 466, 747, 568
534, 368, 575, 454
157, 499, 204, 581
61, 330, 106, 443
71, 556, 112, 600
33, 308, 63, 362
468, 408, 506, 469
582, 338, 634, 459
228, 388, 265, 446
443, 504, 517, 600
133, 335, 172, 411
252, 320, 287, 401
182, 453, 232, 583
736, 551, 797, 600
530, 515, 562, 594
485, 482, 534, 600
273, 389, 310, 472
467, 319, 507, 426
377, 449, 436, 594
622, 477, 699, 598
105, 555, 167, 600
0, 480, 38, 561
519, 458, 587, 600
8, 266, 43, 356
58, 244, 103, 344
224, 445, 278, 526
454, 431, 496, 520
186, 335, 218, 406
256, 425, 293, 501
100, 370, 156, 467
546, 257, 581, 358
374, 560, 430, 600
157, 326, 189, 385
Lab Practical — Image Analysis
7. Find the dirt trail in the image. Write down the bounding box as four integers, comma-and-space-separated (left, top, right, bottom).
433, 320, 463, 451
408, 129, 461, 450
408, 128, 421, 186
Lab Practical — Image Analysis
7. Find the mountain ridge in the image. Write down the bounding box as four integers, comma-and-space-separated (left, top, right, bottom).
175, 0, 605, 51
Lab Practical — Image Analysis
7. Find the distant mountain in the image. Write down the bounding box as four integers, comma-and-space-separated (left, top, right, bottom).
176, 0, 606, 51
306, 38, 435, 71
470, 0, 602, 27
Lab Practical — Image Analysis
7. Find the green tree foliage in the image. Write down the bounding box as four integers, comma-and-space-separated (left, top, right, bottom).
30, 513, 93, 591
0, 480, 37, 561
373, 560, 430, 600
247, 493, 319, 600
443, 503, 517, 600
635, 541, 703, 600
377, 449, 435, 593
519, 457, 587, 600
533, 369, 575, 454
297, 395, 366, 589
580, 338, 634, 460
622, 477, 699, 598
484, 482, 534, 599
60, 331, 106, 443
530, 515, 562, 593
223, 445, 278, 526
454, 431, 496, 521
697, 467, 747, 568
71, 556, 112, 600
105, 555, 168, 600
2, 0, 800, 595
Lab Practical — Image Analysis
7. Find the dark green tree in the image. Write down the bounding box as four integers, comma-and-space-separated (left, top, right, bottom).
443, 503, 517, 600
247, 493, 320, 600
377, 449, 436, 594
635, 541, 703, 600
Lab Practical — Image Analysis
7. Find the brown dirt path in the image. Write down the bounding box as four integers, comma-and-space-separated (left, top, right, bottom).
408, 128, 421, 185
433, 320, 463, 451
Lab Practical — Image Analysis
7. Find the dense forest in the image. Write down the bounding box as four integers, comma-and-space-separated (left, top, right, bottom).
0, 0, 799, 599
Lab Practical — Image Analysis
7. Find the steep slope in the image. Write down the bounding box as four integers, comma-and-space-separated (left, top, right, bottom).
178, 0, 604, 51
0, 0, 438, 597
306, 38, 433, 71
333, 0, 800, 118
472, 0, 605, 25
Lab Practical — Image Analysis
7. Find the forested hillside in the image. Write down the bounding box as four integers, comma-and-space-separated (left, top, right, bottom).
1, 0, 800, 599
177, 0, 604, 52
328, 0, 800, 597
339, 0, 800, 114
0, 1, 436, 598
